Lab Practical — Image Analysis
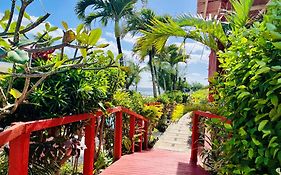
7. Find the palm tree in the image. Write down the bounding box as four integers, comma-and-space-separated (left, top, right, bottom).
155, 44, 187, 91
136, 0, 254, 53
75, 0, 140, 66
126, 9, 168, 97
125, 60, 145, 90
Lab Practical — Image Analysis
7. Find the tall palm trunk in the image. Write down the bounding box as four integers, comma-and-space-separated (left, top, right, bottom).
116, 36, 124, 65
154, 65, 161, 95
115, 20, 124, 66
148, 50, 157, 98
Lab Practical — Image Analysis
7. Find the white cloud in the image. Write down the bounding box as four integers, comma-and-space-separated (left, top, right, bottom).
105, 32, 139, 44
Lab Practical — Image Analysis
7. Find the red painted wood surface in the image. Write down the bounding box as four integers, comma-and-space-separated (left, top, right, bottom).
83, 117, 96, 175
0, 107, 150, 175
9, 133, 30, 175
190, 111, 230, 165
114, 111, 123, 161
100, 149, 209, 175
129, 115, 136, 153
143, 121, 149, 150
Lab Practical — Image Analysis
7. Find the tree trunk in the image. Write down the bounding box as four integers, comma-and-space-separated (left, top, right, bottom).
116, 36, 124, 66
148, 50, 157, 98
114, 20, 124, 66
154, 65, 161, 95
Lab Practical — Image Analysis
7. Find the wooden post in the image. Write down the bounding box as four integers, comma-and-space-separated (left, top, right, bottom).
129, 115, 135, 153
190, 113, 199, 165
9, 133, 30, 175
114, 111, 122, 161
137, 120, 143, 152
83, 116, 96, 175
143, 121, 149, 150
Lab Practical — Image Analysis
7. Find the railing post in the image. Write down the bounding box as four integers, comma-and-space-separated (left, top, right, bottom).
83, 116, 96, 175
137, 120, 143, 152
114, 111, 122, 161
129, 115, 135, 153
143, 121, 149, 150
190, 112, 199, 165
9, 132, 30, 175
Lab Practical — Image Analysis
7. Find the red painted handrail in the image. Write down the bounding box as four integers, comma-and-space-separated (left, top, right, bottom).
0, 106, 150, 175
190, 110, 231, 165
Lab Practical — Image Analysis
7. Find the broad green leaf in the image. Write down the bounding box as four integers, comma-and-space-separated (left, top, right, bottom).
262, 130, 271, 138
9, 88, 22, 99
80, 48, 87, 58
16, 6, 31, 20
273, 42, 281, 49
76, 24, 84, 34
270, 31, 281, 41
272, 66, 281, 71
269, 136, 277, 148
50, 37, 62, 43
255, 113, 268, 122
256, 67, 270, 75
0, 10, 10, 22
53, 59, 66, 70
273, 149, 279, 158
96, 43, 109, 48
252, 137, 261, 146
256, 60, 266, 67
270, 95, 278, 107
45, 22, 51, 31
116, 53, 123, 61
49, 26, 58, 32
255, 156, 263, 164
107, 50, 114, 59
238, 91, 250, 99
258, 120, 268, 131
266, 23, 277, 31
224, 123, 232, 130
62, 21, 68, 30
0, 37, 10, 49
248, 148, 254, 159
239, 127, 247, 136
88, 28, 102, 45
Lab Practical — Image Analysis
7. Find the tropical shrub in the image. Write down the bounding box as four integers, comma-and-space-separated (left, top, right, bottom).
171, 104, 185, 122
211, 1, 281, 174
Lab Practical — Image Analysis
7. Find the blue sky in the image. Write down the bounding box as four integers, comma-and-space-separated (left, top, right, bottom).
0, 0, 209, 95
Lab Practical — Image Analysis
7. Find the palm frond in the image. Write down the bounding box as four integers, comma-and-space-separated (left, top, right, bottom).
137, 18, 187, 53
75, 0, 96, 19
226, 0, 254, 28
176, 14, 228, 47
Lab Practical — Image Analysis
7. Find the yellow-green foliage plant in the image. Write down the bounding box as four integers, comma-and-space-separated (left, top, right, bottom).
171, 104, 185, 122
142, 105, 163, 129
191, 88, 208, 104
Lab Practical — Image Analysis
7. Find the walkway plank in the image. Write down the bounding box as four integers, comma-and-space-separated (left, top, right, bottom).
100, 149, 208, 175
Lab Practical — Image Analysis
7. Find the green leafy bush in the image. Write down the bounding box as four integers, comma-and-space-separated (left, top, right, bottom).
212, 1, 281, 174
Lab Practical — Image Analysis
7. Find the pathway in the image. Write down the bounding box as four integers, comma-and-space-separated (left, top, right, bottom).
100, 113, 209, 175
154, 112, 191, 152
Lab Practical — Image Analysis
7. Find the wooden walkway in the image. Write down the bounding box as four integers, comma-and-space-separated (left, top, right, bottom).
100, 149, 208, 175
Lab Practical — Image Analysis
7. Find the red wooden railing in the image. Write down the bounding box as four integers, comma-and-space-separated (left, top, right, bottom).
0, 106, 149, 175
190, 110, 231, 165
